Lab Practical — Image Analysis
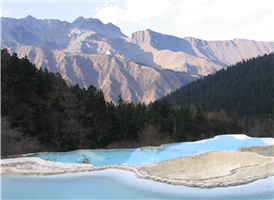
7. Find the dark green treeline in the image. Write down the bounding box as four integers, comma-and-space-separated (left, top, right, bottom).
164, 53, 274, 120
1, 49, 273, 155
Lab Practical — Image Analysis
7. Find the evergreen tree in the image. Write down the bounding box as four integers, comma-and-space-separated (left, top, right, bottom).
164, 53, 274, 119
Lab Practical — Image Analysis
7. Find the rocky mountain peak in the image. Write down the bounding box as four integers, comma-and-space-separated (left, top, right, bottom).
70, 17, 125, 37
24, 15, 36, 20
126, 29, 152, 44
72, 16, 85, 23
2, 16, 273, 77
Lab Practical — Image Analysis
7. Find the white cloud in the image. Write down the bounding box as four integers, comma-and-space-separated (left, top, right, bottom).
102, 2, 108, 7
93, 0, 274, 41
171, 0, 273, 24
2, 9, 11, 16
172, 1, 205, 25
208, 1, 272, 21
121, 0, 173, 23
94, 5, 123, 25
253, 29, 274, 42
94, 0, 273, 26
138, 21, 150, 27
94, 0, 173, 25
253, 13, 274, 31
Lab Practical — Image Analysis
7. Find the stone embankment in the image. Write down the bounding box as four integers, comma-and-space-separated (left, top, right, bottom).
1, 148, 273, 189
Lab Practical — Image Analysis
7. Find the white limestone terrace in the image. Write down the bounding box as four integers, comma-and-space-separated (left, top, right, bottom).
1, 135, 273, 188
1, 148, 273, 189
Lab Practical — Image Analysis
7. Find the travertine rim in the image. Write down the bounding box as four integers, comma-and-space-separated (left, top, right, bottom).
1, 150, 273, 189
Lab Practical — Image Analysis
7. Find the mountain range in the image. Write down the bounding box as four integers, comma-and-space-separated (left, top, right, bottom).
1, 16, 273, 103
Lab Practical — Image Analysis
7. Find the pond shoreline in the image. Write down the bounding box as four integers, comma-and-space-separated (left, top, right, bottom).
1, 148, 273, 189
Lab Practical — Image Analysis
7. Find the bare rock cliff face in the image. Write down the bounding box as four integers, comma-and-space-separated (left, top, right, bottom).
8, 46, 196, 104
1, 16, 125, 52
125, 29, 273, 75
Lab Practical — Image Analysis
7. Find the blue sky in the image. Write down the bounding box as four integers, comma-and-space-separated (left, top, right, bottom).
1, 0, 273, 41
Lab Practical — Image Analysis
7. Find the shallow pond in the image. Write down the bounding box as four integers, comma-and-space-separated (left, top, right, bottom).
26, 134, 273, 166
1, 134, 273, 199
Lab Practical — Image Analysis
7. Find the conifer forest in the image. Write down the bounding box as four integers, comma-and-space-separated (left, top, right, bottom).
1, 49, 273, 156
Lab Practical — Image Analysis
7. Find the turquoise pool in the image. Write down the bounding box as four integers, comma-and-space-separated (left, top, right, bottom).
1, 134, 273, 199
26, 134, 273, 166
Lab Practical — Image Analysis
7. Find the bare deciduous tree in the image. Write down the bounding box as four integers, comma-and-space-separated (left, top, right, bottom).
138, 124, 173, 146
1, 117, 43, 157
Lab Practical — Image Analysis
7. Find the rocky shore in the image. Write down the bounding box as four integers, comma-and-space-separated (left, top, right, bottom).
1, 148, 273, 189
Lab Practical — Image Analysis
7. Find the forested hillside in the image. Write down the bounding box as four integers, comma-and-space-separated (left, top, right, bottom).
164, 53, 274, 119
1, 49, 273, 156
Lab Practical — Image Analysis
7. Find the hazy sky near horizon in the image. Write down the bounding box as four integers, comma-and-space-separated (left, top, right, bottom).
1, 0, 273, 41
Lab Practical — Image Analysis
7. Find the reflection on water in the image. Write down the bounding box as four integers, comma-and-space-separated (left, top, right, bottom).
139, 146, 164, 154
26, 134, 273, 166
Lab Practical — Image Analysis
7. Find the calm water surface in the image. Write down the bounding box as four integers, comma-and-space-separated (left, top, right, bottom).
2, 134, 273, 199
26, 134, 273, 166
2, 170, 274, 199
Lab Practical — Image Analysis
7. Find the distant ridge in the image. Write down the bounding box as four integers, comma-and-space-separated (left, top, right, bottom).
2, 16, 273, 76
2, 16, 273, 103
